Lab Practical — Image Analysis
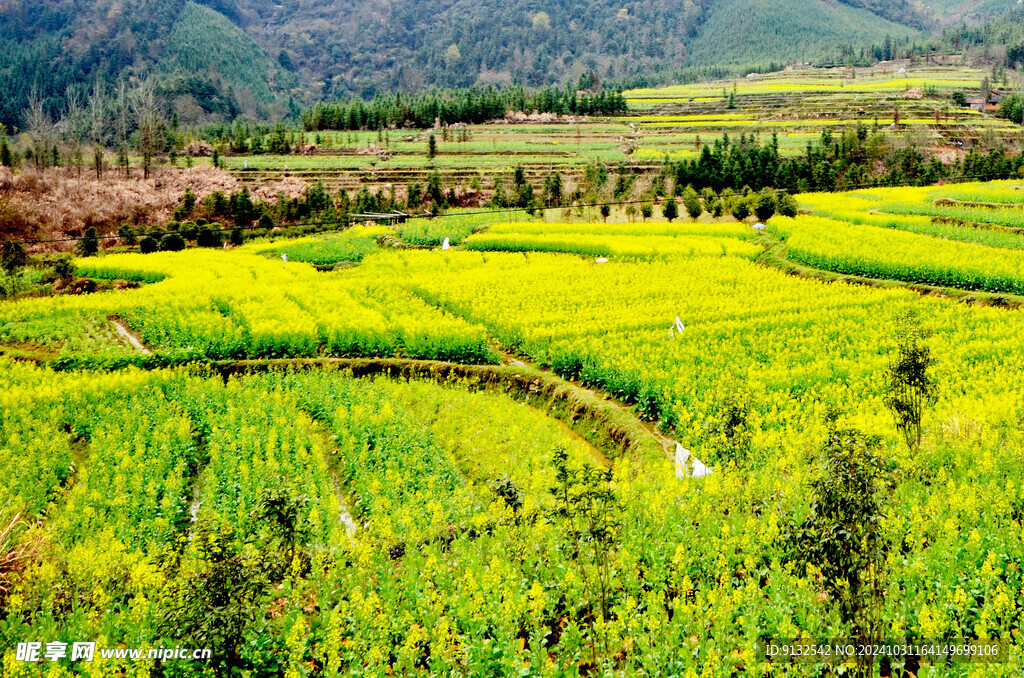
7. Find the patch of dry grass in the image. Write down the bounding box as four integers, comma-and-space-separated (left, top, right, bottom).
0, 509, 37, 604
0, 166, 308, 252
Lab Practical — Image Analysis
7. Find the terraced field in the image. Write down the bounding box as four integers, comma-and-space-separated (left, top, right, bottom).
786, 180, 1024, 298
625, 64, 1022, 163
4, 161, 1024, 676
211, 64, 1020, 201
223, 124, 643, 196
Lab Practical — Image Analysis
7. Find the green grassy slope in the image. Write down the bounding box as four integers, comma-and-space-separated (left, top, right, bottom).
926, 0, 1016, 24
165, 2, 292, 119
687, 0, 919, 67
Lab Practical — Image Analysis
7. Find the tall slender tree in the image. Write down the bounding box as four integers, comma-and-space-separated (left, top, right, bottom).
61, 85, 85, 179
132, 80, 164, 180
117, 81, 130, 178
89, 81, 106, 179
25, 91, 53, 171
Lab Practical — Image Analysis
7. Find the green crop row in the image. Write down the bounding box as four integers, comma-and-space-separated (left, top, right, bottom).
771, 214, 1024, 295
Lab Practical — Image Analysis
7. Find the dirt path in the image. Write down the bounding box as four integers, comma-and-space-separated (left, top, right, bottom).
307, 420, 358, 537
499, 349, 678, 457
109, 317, 153, 355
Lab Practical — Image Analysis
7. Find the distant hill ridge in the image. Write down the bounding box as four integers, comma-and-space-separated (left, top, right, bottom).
0, 0, 1005, 126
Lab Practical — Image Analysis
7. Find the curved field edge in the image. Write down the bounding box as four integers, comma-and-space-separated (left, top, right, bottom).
2, 343, 676, 470
756, 229, 1024, 309
211, 357, 671, 470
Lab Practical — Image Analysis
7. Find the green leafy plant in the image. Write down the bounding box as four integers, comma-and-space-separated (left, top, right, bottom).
139, 235, 159, 254
52, 255, 75, 282
253, 486, 310, 566
490, 474, 523, 515
551, 446, 621, 667
78, 226, 99, 257
884, 310, 937, 451
117, 224, 136, 245
159, 524, 269, 673
1, 240, 27, 275
662, 198, 678, 222
754, 191, 777, 222
160, 232, 186, 252
682, 186, 703, 221
703, 394, 752, 462
791, 412, 889, 659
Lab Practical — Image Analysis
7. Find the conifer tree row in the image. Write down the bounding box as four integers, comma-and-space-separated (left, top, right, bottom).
301, 86, 628, 131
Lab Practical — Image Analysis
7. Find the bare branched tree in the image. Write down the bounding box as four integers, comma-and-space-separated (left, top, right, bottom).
132, 78, 165, 180
24, 91, 54, 171
88, 81, 106, 179
117, 80, 130, 178
61, 85, 85, 179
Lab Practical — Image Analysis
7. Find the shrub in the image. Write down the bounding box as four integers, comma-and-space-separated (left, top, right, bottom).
730, 197, 751, 221
180, 221, 198, 240
205, 191, 230, 218
491, 475, 523, 514
551, 446, 621, 654
703, 395, 752, 462
158, 524, 268, 673
1, 241, 27, 275
754, 192, 777, 222
197, 226, 223, 248
258, 214, 275, 231
52, 255, 75, 281
704, 190, 723, 217
117, 224, 136, 245
776, 192, 799, 218
181, 186, 196, 214
791, 414, 888, 640
160, 233, 186, 252
140, 236, 159, 254
230, 187, 258, 226
78, 227, 99, 257
230, 228, 244, 246
662, 199, 678, 222
884, 310, 937, 451
682, 187, 703, 221
640, 203, 654, 221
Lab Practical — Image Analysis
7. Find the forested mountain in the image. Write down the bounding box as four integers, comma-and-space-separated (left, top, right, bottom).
685, 0, 918, 67
0, 0, 1010, 128
0, 0, 296, 129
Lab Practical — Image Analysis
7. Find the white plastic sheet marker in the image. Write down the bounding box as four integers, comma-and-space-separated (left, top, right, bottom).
675, 443, 712, 479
